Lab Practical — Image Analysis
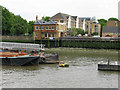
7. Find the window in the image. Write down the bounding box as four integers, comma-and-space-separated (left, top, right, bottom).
46, 26, 48, 30
49, 26, 51, 30
36, 33, 38, 37
49, 34, 51, 37
39, 26, 41, 30
56, 26, 58, 30
61, 25, 63, 30
52, 26, 55, 30
52, 34, 54, 37
35, 26, 38, 30
45, 33, 47, 37
42, 26, 44, 30
60, 20, 64, 23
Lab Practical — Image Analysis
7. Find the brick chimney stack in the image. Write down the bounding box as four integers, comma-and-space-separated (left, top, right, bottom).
58, 17, 60, 23
36, 15, 38, 21
42, 16, 44, 21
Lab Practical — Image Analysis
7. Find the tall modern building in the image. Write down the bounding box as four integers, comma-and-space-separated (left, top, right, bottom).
118, 1, 120, 21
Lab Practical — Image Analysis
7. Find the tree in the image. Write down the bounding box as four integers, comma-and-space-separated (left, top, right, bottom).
10, 26, 15, 35
84, 31, 88, 34
91, 32, 98, 36
2, 6, 31, 36
108, 17, 119, 21
98, 19, 107, 37
67, 28, 77, 36
76, 28, 84, 35
28, 21, 34, 35
44, 16, 50, 22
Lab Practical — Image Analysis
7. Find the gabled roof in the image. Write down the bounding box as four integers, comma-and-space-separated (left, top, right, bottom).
50, 12, 76, 21
34, 20, 57, 25
103, 26, 118, 33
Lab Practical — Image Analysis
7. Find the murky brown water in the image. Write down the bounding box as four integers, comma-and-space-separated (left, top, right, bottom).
2, 48, 118, 88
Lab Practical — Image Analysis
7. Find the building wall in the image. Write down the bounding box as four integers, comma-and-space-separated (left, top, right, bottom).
85, 21, 101, 36
106, 21, 118, 26
102, 32, 119, 37
102, 21, 120, 37
34, 23, 66, 40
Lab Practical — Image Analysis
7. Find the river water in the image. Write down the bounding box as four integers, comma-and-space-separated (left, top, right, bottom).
1, 48, 119, 88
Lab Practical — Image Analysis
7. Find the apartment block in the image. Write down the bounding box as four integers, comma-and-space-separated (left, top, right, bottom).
50, 13, 101, 36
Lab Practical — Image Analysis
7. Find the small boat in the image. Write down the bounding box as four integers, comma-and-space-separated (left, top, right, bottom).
98, 60, 120, 71
59, 62, 69, 67
0, 50, 40, 66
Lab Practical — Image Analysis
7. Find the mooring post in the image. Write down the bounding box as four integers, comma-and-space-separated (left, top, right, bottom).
108, 59, 110, 65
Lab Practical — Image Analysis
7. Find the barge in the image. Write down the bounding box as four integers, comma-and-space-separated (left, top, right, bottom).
98, 60, 120, 71
0, 51, 40, 66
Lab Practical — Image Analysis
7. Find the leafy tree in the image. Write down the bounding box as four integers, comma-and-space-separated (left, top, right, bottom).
2, 6, 34, 36
76, 28, 84, 35
44, 16, 50, 22
10, 26, 15, 35
84, 31, 88, 34
108, 18, 119, 21
28, 21, 34, 35
91, 32, 98, 36
67, 28, 77, 36
98, 19, 107, 37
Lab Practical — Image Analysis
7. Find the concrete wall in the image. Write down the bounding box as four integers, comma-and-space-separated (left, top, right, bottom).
2, 36, 33, 41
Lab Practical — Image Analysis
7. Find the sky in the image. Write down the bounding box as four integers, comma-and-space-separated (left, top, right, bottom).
0, 0, 120, 21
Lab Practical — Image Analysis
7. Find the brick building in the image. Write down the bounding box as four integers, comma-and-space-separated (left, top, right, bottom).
102, 20, 120, 37
34, 16, 67, 40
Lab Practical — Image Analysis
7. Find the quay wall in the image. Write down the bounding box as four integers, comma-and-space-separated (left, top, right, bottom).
2, 36, 120, 49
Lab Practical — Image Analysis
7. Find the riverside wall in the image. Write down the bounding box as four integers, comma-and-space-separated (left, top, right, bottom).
2, 36, 120, 49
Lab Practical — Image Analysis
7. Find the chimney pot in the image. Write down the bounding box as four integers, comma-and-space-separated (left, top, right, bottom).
36, 15, 38, 21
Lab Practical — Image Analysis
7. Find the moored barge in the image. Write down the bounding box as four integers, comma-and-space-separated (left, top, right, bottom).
0, 51, 40, 66
98, 60, 120, 71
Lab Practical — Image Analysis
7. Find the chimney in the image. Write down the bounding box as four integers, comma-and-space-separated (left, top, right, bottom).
58, 17, 60, 23
42, 16, 44, 21
36, 15, 38, 21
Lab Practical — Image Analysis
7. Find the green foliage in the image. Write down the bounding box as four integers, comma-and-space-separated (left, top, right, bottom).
91, 32, 98, 36
97, 19, 107, 37
28, 21, 34, 35
67, 28, 87, 36
108, 17, 119, 21
76, 28, 84, 35
84, 31, 88, 34
10, 26, 15, 35
67, 27, 77, 36
2, 6, 34, 35
44, 16, 50, 22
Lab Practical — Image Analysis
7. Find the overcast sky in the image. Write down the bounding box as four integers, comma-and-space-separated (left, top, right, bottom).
1, 0, 119, 21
